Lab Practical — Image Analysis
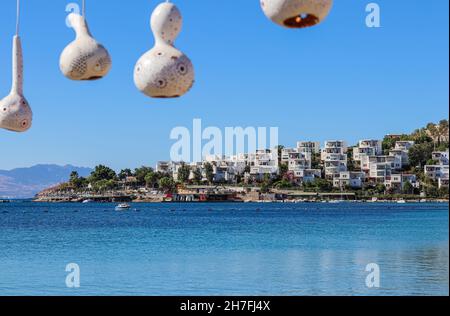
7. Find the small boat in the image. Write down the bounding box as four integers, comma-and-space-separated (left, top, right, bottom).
82, 199, 93, 204
115, 203, 131, 211
397, 199, 406, 204
329, 200, 345, 204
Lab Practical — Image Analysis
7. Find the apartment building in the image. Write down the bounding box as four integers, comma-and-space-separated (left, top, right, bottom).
353, 140, 383, 162
321, 141, 347, 159
321, 141, 348, 180
384, 174, 403, 192
297, 141, 321, 154
389, 141, 415, 167
156, 161, 175, 174
333, 171, 365, 189
394, 141, 415, 151
424, 165, 449, 189
281, 149, 312, 168
432, 150, 449, 165
384, 174, 418, 193
402, 174, 419, 188
368, 155, 402, 183
248, 149, 279, 180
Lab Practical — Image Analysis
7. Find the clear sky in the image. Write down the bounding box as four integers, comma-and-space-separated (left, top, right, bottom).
0, 0, 448, 171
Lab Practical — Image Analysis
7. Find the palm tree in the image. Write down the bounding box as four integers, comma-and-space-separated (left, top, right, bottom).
437, 119, 449, 146
426, 123, 438, 150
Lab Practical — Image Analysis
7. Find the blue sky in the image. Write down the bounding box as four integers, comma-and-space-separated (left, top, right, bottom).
0, 0, 448, 171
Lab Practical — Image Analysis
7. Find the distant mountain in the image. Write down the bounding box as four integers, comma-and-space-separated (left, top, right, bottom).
0, 164, 92, 199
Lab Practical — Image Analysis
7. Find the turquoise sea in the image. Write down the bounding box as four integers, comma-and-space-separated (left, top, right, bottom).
0, 202, 448, 296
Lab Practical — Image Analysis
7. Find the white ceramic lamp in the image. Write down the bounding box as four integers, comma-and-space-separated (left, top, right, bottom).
134, 2, 194, 98
260, 0, 333, 28
60, 13, 112, 81
0, 35, 32, 132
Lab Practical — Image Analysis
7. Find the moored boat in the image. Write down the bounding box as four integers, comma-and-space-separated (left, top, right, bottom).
115, 203, 131, 211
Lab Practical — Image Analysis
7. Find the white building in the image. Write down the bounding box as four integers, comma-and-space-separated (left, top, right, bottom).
297, 141, 321, 154
248, 149, 279, 180
402, 174, 420, 189
333, 171, 365, 189
389, 141, 415, 167
321, 141, 347, 159
368, 155, 402, 183
384, 174, 418, 193
302, 169, 322, 183
424, 165, 449, 189
322, 141, 348, 180
353, 140, 382, 162
432, 150, 449, 166
394, 141, 415, 151
156, 161, 174, 174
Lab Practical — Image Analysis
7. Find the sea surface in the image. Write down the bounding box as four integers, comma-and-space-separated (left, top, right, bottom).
0, 202, 448, 296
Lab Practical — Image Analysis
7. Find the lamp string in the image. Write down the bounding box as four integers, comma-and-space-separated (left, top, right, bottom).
16, 0, 20, 35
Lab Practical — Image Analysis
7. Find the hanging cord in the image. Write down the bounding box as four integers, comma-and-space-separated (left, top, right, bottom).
16, 0, 20, 35
82, 0, 86, 17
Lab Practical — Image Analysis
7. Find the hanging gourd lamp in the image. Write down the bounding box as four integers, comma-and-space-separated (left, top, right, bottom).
260, 0, 333, 28
0, 0, 32, 133
134, 1, 194, 98
59, 0, 112, 81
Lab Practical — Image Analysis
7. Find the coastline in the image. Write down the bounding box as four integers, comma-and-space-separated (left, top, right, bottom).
30, 195, 449, 204
30, 186, 449, 204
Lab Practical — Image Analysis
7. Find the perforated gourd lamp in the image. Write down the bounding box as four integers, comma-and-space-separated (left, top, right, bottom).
134, 1, 194, 98
59, 1, 112, 81
0, 0, 32, 133
260, 0, 333, 28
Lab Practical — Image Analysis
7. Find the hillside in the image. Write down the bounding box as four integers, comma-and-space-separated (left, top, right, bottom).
0, 165, 92, 199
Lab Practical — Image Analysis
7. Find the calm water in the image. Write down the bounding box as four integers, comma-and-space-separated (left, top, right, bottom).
0, 202, 448, 296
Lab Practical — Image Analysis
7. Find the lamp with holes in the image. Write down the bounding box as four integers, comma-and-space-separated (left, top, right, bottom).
60, 13, 112, 81
0, 35, 32, 133
134, 1, 194, 99
260, 0, 333, 29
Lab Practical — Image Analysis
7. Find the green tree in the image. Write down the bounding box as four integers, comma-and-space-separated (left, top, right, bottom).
69, 171, 85, 190
177, 163, 191, 184
375, 183, 386, 194
275, 179, 291, 189
204, 162, 214, 184
279, 163, 289, 178
192, 168, 203, 184
134, 166, 154, 185
347, 147, 356, 171
425, 185, 439, 198
92, 179, 117, 192
159, 177, 175, 193
260, 182, 271, 193
409, 143, 434, 168
426, 123, 439, 147
311, 153, 321, 169
437, 119, 449, 146
312, 179, 332, 192
438, 186, 449, 198
144, 171, 158, 188
118, 169, 132, 181
89, 165, 117, 183
402, 181, 414, 195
